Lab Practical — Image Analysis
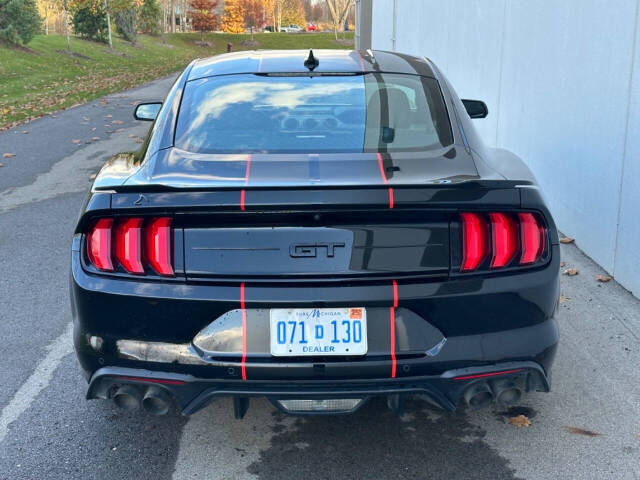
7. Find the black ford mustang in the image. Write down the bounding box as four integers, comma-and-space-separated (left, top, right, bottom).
70, 50, 560, 418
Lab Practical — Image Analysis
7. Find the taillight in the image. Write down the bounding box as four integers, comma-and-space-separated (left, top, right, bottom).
460, 213, 488, 271
489, 213, 517, 268
86, 217, 174, 276
145, 217, 174, 276
460, 212, 546, 272
518, 213, 544, 264
86, 218, 114, 272
114, 218, 144, 274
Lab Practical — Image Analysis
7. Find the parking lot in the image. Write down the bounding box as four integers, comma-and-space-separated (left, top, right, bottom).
0, 77, 638, 480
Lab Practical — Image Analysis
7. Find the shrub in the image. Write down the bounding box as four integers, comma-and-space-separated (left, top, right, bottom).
72, 4, 108, 43
138, 0, 161, 36
0, 0, 42, 45
114, 7, 137, 43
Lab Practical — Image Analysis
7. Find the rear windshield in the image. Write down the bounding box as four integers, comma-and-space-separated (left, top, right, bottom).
175, 73, 453, 154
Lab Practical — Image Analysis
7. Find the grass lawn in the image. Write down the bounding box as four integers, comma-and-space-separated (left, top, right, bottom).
0, 32, 354, 129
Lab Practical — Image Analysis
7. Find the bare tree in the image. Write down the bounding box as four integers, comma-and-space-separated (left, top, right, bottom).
324, 0, 352, 40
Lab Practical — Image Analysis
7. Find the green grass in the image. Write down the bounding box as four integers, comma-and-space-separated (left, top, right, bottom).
0, 32, 354, 129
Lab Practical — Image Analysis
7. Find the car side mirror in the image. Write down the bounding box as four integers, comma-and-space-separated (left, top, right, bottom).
134, 102, 162, 121
461, 99, 488, 119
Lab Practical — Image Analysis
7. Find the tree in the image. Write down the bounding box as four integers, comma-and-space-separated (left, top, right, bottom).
280, 0, 303, 27
0, 0, 42, 45
138, 0, 160, 34
324, 0, 352, 39
189, 0, 218, 41
240, 0, 263, 40
221, 0, 244, 33
71, 2, 108, 42
114, 5, 136, 42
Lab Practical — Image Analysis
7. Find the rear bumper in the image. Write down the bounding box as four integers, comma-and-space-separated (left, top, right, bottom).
87, 360, 550, 416
71, 244, 560, 414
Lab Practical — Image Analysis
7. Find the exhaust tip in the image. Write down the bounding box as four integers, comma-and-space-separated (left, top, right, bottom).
463, 382, 493, 409
113, 384, 142, 411
142, 386, 171, 416
490, 379, 522, 407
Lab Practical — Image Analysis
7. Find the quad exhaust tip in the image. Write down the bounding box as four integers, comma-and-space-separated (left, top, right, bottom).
112, 384, 143, 411
463, 378, 523, 409
112, 384, 172, 415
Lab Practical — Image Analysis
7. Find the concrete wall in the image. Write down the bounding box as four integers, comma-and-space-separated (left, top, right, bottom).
370, 0, 640, 297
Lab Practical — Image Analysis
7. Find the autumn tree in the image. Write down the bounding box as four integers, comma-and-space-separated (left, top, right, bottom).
281, 0, 303, 27
189, 0, 218, 40
240, 0, 262, 40
324, 0, 352, 39
221, 0, 244, 33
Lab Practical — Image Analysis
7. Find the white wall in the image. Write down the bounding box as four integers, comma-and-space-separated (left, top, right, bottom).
371, 0, 640, 297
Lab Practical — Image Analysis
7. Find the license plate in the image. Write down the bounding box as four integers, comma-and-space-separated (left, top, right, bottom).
269, 308, 368, 356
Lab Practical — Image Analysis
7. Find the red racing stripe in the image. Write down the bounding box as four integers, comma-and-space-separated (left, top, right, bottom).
390, 280, 398, 378
240, 282, 247, 380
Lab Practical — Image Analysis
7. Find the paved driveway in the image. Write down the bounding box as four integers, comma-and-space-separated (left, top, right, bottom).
0, 77, 638, 480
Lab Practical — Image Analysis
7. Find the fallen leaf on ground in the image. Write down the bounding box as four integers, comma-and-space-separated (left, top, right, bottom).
92, 137, 100, 141
22, 130, 28, 134
105, 114, 113, 118
71, 139, 81, 144
135, 138, 143, 143
0, 162, 4, 167
564, 268, 579, 276
112, 120, 123, 124
3, 153, 16, 158
560, 237, 575, 244
83, 116, 90, 121
509, 415, 531, 428
595, 274, 612, 283
560, 261, 566, 267
89, 173, 97, 180
562, 426, 601, 437
559, 295, 570, 304
128, 134, 136, 138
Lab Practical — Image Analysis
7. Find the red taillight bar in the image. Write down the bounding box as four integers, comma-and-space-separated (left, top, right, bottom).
489, 212, 517, 268
114, 218, 144, 274
87, 218, 114, 272
86, 216, 174, 276
460, 212, 546, 272
146, 217, 174, 276
460, 212, 488, 271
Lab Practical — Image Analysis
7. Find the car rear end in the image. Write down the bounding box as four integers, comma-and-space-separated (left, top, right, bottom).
70, 51, 559, 417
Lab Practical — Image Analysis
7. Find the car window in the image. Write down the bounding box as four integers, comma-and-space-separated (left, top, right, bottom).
175, 73, 453, 154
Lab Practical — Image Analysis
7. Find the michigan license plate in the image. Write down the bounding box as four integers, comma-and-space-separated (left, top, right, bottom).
269, 308, 368, 356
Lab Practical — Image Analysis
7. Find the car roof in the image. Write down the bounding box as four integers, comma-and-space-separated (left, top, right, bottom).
188, 49, 436, 80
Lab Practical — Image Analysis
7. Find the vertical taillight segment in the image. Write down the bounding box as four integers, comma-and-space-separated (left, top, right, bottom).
114, 218, 144, 274
145, 217, 174, 276
87, 218, 114, 272
489, 213, 517, 268
86, 216, 174, 276
460, 212, 488, 271
518, 213, 545, 264
460, 212, 546, 272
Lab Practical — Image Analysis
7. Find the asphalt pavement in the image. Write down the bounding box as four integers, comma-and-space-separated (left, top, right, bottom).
0, 76, 638, 480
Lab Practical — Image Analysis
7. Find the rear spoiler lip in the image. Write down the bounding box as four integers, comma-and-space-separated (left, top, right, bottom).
94, 179, 534, 194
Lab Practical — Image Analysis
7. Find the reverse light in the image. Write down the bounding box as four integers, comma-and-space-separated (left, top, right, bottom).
86, 216, 174, 276
460, 212, 488, 271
